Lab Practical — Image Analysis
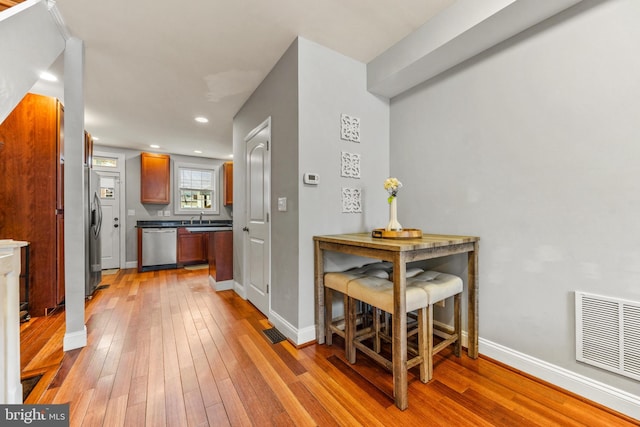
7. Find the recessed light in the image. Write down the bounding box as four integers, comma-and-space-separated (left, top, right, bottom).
39, 72, 58, 82
194, 150, 202, 154
228, 154, 234, 158
150, 144, 160, 149
194, 117, 209, 123
92, 137, 100, 141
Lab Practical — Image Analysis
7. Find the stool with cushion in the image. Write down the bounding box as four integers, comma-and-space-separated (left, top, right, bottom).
323, 262, 392, 358
346, 275, 431, 381
407, 270, 463, 381
345, 270, 463, 385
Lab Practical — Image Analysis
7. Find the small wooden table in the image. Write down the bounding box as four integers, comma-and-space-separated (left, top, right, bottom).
313, 233, 479, 410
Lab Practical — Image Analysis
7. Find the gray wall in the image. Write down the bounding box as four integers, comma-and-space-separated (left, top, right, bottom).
94, 145, 232, 264
297, 37, 390, 331
233, 37, 390, 339
389, 0, 639, 395
233, 39, 300, 322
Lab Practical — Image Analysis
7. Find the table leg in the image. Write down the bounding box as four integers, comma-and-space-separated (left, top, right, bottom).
392, 253, 408, 410
467, 242, 479, 359
314, 240, 326, 345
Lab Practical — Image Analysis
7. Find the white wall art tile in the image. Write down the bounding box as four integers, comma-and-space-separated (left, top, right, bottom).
342, 187, 362, 213
341, 152, 361, 178
340, 114, 360, 143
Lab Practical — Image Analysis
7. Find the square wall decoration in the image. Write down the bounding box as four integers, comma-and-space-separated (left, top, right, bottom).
340, 114, 360, 143
341, 152, 361, 178
342, 187, 362, 213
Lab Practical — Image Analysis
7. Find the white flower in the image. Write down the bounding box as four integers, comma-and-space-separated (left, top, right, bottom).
384, 177, 402, 203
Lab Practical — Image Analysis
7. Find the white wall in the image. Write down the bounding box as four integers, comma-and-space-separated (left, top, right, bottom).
233, 39, 300, 321
297, 38, 390, 336
0, 0, 65, 124
233, 38, 390, 343
390, 0, 640, 399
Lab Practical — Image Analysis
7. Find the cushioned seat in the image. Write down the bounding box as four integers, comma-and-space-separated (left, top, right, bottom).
345, 269, 463, 385
407, 270, 463, 380
323, 262, 392, 350
408, 271, 463, 304
347, 276, 429, 314
345, 275, 430, 380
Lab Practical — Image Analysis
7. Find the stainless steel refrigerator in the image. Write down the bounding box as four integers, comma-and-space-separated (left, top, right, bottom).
85, 169, 102, 296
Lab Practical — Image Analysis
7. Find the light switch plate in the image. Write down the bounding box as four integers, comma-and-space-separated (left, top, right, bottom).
128, 209, 135, 216
278, 197, 287, 211
157, 211, 163, 217
164, 210, 171, 216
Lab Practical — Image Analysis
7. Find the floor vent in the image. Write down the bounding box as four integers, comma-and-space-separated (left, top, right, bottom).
575, 291, 640, 381
263, 327, 287, 344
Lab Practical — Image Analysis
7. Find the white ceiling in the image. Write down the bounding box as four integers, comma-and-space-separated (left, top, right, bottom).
32, 0, 455, 159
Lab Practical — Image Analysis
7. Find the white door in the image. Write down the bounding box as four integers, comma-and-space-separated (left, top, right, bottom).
97, 171, 120, 269
245, 119, 271, 315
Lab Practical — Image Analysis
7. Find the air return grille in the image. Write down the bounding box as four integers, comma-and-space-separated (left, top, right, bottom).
575, 291, 640, 380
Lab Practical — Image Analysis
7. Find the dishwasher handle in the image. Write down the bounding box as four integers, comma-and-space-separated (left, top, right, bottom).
143, 228, 177, 233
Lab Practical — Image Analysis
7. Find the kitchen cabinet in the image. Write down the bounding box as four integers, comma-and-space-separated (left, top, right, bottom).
177, 227, 208, 265
0, 93, 65, 315
209, 230, 232, 282
84, 131, 94, 167
223, 161, 233, 206
141, 152, 170, 204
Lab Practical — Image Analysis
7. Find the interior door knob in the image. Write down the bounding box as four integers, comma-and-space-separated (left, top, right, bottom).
242, 226, 249, 232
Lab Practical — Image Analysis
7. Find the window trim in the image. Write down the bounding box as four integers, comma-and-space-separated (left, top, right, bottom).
173, 162, 219, 215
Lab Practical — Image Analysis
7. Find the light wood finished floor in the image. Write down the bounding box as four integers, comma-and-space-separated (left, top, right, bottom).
20, 268, 638, 426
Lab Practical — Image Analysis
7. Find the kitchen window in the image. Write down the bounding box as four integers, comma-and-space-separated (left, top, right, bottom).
174, 162, 218, 215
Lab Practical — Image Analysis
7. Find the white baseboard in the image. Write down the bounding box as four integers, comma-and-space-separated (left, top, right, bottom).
268, 311, 316, 346
233, 281, 246, 299
296, 324, 317, 345
480, 337, 640, 421
125, 261, 137, 269
63, 326, 87, 351
268, 311, 296, 343
208, 275, 234, 291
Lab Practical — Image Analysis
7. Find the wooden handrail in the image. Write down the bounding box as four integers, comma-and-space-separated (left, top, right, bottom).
0, 0, 21, 10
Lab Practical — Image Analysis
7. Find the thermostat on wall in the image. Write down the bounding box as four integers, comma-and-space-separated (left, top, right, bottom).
303, 172, 319, 185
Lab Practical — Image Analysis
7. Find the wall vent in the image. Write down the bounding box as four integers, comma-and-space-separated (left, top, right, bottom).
575, 291, 640, 381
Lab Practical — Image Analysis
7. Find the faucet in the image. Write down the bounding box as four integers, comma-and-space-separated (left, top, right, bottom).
200, 211, 204, 223
190, 216, 195, 224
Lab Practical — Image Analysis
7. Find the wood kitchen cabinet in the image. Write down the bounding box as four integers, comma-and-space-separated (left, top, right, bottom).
84, 131, 94, 167
141, 152, 170, 204
0, 93, 65, 315
177, 228, 208, 265
223, 161, 233, 206
209, 230, 232, 282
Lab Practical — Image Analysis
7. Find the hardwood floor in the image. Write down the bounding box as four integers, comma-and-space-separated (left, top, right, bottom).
20, 268, 638, 426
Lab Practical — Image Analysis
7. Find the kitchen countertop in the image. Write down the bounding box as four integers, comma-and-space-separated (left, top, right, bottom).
136, 220, 232, 230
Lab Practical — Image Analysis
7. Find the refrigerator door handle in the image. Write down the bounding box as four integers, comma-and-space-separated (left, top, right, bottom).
94, 192, 103, 237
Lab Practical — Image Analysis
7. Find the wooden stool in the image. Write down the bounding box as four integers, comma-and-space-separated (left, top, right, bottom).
346, 275, 431, 381
408, 271, 463, 381
346, 271, 463, 384
323, 262, 392, 359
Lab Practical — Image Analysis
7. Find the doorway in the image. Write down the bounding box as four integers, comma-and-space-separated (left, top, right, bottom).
96, 171, 120, 269
93, 151, 126, 270
244, 118, 271, 316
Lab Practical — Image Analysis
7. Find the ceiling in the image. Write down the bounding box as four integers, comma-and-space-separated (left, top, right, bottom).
31, 0, 455, 159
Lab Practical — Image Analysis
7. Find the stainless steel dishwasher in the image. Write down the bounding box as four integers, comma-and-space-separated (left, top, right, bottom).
141, 228, 177, 270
